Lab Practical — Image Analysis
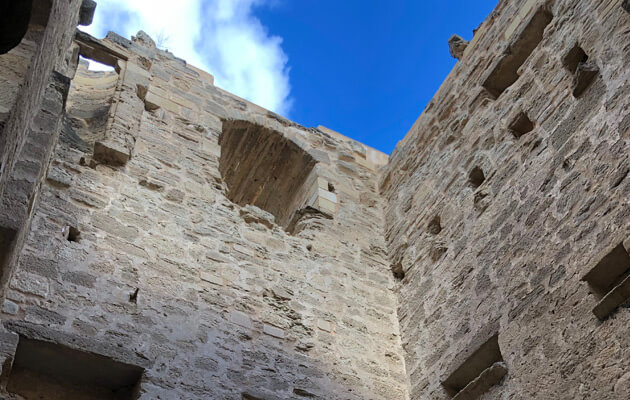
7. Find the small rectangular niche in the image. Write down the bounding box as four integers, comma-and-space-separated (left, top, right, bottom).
582, 242, 630, 320
509, 111, 535, 138
562, 44, 588, 74
482, 8, 553, 99
7, 336, 144, 399
442, 334, 507, 400
562, 44, 599, 98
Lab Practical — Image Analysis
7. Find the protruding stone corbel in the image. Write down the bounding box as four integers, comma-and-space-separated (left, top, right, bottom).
448, 34, 469, 61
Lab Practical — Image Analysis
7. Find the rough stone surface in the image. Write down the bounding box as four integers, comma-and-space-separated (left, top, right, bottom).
381, 0, 630, 399
448, 34, 469, 60
0, 0, 628, 399
0, 20, 403, 400
79, 0, 98, 26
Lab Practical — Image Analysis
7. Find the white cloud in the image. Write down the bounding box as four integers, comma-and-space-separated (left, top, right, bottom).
82, 0, 292, 115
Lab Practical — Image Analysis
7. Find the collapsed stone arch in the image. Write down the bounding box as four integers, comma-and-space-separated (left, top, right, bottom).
219, 120, 337, 232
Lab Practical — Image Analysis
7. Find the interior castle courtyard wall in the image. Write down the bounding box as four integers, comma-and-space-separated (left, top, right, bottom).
0, 0, 628, 399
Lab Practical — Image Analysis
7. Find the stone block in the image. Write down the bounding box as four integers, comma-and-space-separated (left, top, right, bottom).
229, 311, 253, 329
572, 61, 599, 98
263, 324, 284, 339
448, 35, 469, 60
452, 362, 508, 400
2, 299, 19, 315
200, 272, 223, 286
317, 320, 332, 332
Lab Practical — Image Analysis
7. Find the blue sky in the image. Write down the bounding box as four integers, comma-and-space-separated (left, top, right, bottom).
84, 0, 498, 154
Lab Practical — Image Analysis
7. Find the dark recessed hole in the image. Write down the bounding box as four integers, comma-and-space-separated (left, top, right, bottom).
431, 246, 448, 262
0, 227, 17, 284
129, 288, 139, 304
7, 336, 144, 399
392, 263, 405, 281
306, 244, 313, 252
482, 8, 553, 98
67, 226, 80, 242
562, 43, 599, 98
327, 182, 335, 193
0, 0, 52, 55
562, 44, 588, 74
509, 112, 535, 138
583, 243, 630, 299
427, 215, 442, 235
468, 167, 485, 188
0, 2, 31, 55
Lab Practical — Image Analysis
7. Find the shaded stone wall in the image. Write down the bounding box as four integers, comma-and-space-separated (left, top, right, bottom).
0, 0, 91, 389
1, 0, 628, 399
0, 0, 83, 198
0, 31, 407, 399
381, 0, 629, 399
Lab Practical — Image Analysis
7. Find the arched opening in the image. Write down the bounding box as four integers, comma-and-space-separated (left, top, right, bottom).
219, 120, 318, 230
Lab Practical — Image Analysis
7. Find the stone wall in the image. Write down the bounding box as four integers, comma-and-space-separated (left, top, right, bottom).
0, 0, 87, 374
1, 0, 628, 399
381, 0, 629, 399
0, 31, 406, 399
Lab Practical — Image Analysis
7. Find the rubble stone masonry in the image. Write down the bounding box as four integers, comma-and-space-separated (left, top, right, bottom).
0, 0, 628, 399
381, 0, 629, 399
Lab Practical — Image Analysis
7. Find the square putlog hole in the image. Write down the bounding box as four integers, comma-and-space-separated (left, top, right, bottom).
562, 44, 588, 74
509, 112, 535, 138
468, 167, 486, 188
7, 336, 144, 399
562, 43, 599, 98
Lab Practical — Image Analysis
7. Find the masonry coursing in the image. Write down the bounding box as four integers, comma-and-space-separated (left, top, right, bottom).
0, 0, 628, 399
381, 0, 629, 398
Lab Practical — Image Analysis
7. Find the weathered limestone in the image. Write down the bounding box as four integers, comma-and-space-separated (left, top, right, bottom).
0, 0, 628, 399
0, 21, 407, 400
448, 35, 469, 60
382, 0, 629, 399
